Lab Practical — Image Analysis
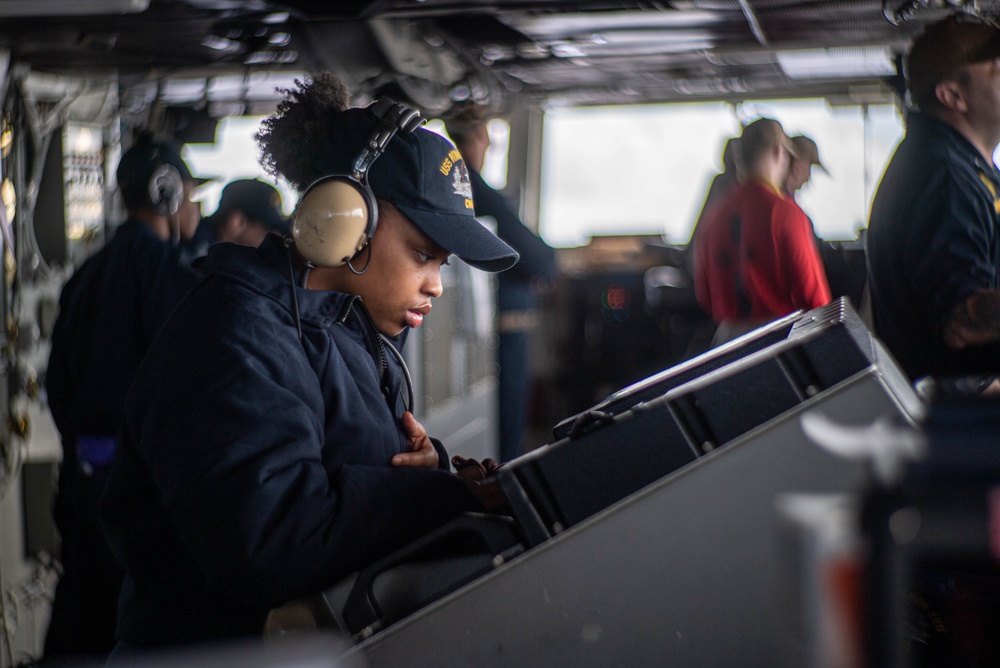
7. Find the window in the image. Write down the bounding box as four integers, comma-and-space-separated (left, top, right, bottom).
539, 98, 905, 247
427, 117, 510, 189
183, 116, 298, 217
186, 115, 512, 216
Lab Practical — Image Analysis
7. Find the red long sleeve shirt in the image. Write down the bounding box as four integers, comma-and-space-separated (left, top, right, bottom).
693, 180, 831, 324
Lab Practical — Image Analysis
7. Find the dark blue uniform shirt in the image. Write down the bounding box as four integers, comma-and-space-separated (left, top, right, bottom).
468, 168, 556, 313
867, 112, 1000, 380
101, 235, 480, 647
44, 218, 200, 656
48, 219, 199, 458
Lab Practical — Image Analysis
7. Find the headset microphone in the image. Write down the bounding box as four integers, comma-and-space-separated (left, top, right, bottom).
291, 99, 425, 270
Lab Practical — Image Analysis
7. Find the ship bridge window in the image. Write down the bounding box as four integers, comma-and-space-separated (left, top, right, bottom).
428, 116, 511, 191
538, 98, 906, 248
185, 115, 511, 220
184, 115, 298, 217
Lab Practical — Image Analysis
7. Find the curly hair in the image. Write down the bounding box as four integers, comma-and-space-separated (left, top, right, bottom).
256, 73, 352, 191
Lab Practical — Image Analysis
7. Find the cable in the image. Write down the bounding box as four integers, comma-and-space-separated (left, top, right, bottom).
882, 0, 997, 26
299, 263, 312, 290
882, 0, 929, 26
283, 234, 413, 412
379, 332, 415, 414
346, 241, 372, 275
283, 235, 304, 341
0, 564, 57, 667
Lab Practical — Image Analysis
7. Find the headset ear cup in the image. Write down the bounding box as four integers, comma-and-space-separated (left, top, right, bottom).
292, 176, 378, 267
149, 163, 183, 216
290, 100, 422, 268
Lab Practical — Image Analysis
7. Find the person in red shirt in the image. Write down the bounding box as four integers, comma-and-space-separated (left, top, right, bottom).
693, 117, 831, 344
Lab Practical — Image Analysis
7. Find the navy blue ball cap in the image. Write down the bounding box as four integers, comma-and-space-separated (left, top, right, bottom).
324, 105, 519, 272
907, 15, 1000, 108
207, 179, 288, 233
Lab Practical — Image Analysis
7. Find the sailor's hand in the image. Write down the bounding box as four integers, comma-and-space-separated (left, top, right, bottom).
944, 292, 1000, 349
452, 455, 508, 511
391, 411, 439, 468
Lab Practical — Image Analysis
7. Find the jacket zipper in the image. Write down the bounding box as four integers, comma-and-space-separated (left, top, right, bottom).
338, 295, 390, 398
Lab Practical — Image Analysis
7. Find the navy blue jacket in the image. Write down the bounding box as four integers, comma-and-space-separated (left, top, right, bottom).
44, 218, 199, 656
867, 113, 1000, 380
101, 235, 481, 647
48, 219, 199, 463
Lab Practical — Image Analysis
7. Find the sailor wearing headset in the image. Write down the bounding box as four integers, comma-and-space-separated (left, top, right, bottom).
100, 73, 518, 653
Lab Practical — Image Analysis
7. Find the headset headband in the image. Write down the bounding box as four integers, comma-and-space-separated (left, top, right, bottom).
290, 99, 426, 270
352, 99, 425, 185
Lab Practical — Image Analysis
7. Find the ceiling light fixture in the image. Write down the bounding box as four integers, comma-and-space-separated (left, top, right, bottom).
0, 0, 148, 16
776, 47, 896, 80
202, 35, 245, 54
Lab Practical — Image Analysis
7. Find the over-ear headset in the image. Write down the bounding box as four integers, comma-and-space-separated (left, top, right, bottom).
291, 99, 425, 269
148, 161, 183, 217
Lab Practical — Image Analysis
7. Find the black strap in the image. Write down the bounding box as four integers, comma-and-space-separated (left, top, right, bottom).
727, 212, 752, 318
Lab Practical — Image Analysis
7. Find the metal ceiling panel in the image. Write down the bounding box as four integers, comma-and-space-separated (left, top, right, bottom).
0, 0, 991, 115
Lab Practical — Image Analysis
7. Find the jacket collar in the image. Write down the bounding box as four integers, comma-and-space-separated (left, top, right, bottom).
197, 234, 349, 330
195, 234, 407, 348
908, 111, 1000, 180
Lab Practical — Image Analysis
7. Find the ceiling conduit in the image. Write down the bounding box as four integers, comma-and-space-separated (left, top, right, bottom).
738, 0, 769, 45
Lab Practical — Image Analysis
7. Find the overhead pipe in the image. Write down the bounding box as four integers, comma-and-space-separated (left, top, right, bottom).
737, 0, 769, 45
